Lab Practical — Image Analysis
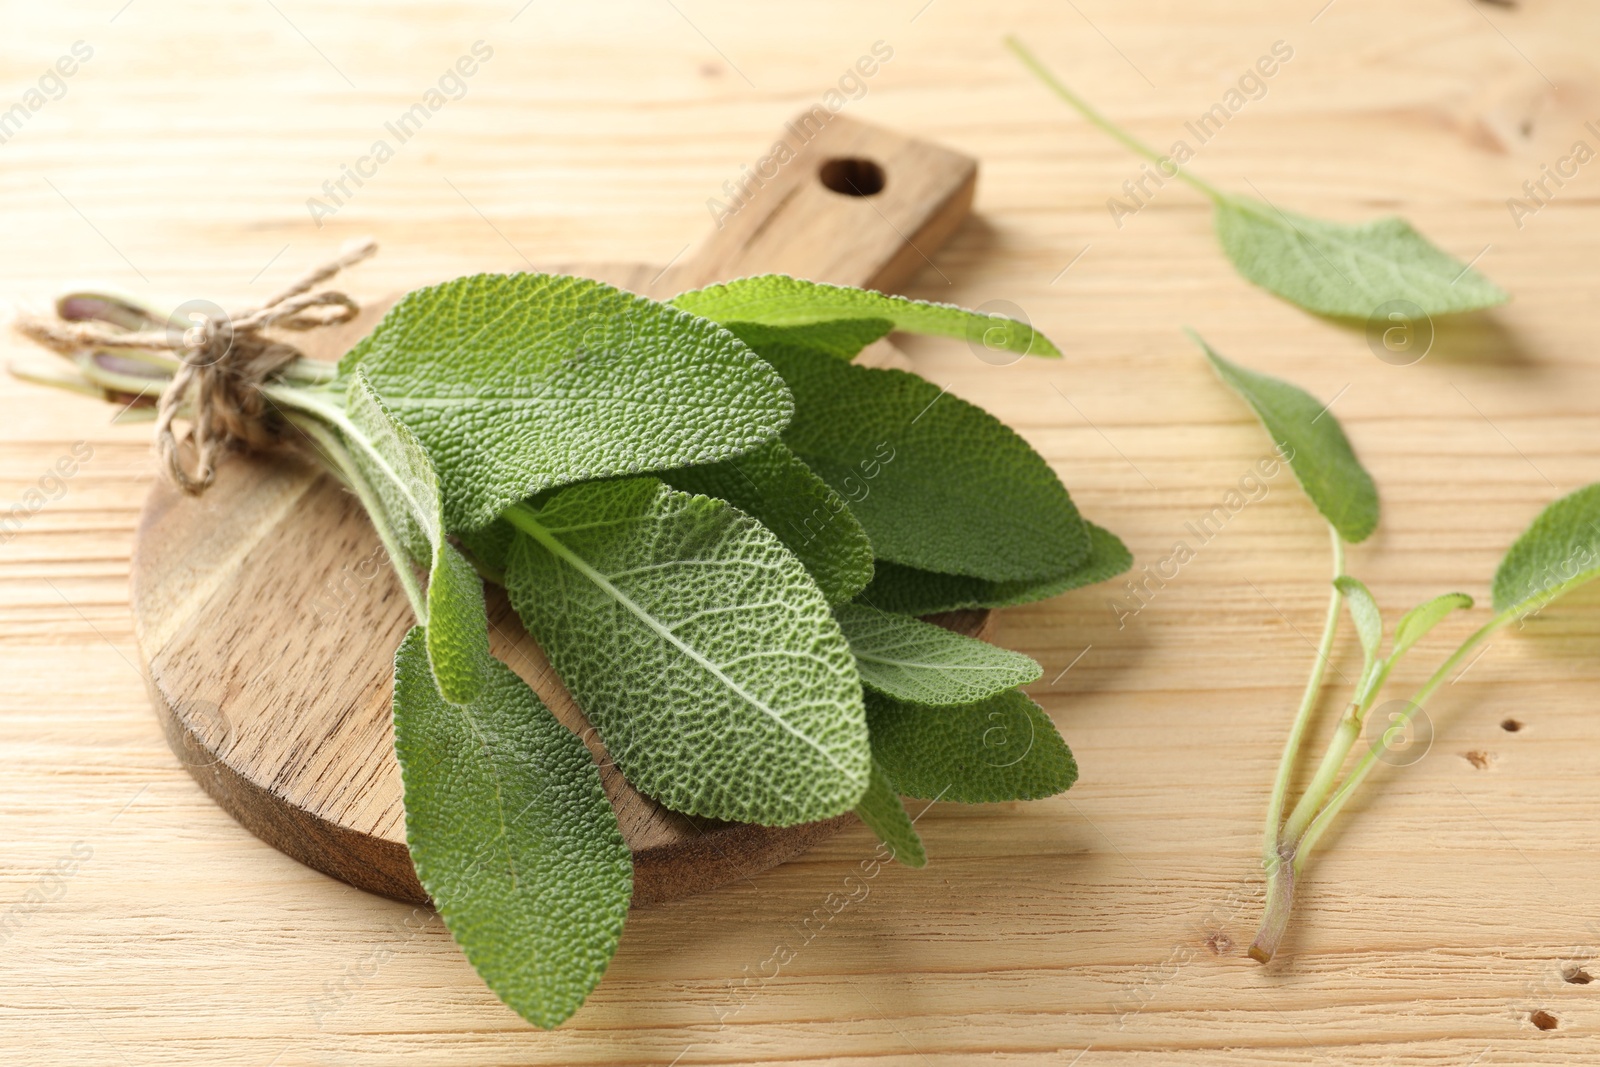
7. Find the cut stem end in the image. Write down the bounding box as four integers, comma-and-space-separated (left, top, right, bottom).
1251, 853, 1296, 965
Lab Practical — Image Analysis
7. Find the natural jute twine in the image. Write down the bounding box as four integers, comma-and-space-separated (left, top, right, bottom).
16, 239, 377, 494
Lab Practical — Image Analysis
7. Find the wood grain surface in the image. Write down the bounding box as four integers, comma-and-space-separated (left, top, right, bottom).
5, 1, 1600, 1064
127, 112, 988, 909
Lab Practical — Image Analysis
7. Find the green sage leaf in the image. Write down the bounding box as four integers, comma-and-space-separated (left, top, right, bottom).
424, 542, 494, 704
502, 477, 870, 825
835, 602, 1040, 707
1007, 42, 1507, 321
1391, 592, 1473, 658
1492, 483, 1600, 616
392, 627, 631, 1030
340, 273, 792, 530
663, 439, 874, 605
856, 521, 1131, 615
672, 275, 1061, 359
345, 373, 488, 703
1195, 333, 1378, 544
854, 760, 926, 868
866, 689, 1077, 803
456, 516, 514, 580
1214, 197, 1508, 319
725, 319, 895, 361
759, 344, 1087, 582
1333, 575, 1382, 662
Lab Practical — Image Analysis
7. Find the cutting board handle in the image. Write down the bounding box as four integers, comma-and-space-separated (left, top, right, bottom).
661, 112, 977, 294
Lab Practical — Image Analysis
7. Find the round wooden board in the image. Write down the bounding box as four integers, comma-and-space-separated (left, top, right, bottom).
128, 115, 993, 905
129, 262, 992, 907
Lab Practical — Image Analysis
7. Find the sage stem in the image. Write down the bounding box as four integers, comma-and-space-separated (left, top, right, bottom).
1260, 525, 1344, 868
1250, 525, 1343, 963
285, 411, 427, 621
1004, 37, 1230, 203
1293, 611, 1513, 870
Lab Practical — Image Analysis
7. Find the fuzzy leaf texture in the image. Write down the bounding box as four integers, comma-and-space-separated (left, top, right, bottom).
858, 521, 1131, 616
391, 627, 632, 1029
344, 374, 488, 703
502, 478, 870, 825
1391, 593, 1473, 658
757, 344, 1087, 581
835, 602, 1040, 707
1213, 197, 1508, 318
854, 760, 926, 868
866, 689, 1077, 803
672, 275, 1062, 360
1333, 576, 1382, 662
339, 273, 792, 530
1196, 333, 1379, 544
663, 440, 874, 605
1492, 483, 1600, 615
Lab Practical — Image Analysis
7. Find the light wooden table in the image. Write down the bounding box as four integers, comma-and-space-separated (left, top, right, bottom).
5, 1, 1600, 1063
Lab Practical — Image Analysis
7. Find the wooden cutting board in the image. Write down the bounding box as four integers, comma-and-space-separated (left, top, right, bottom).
128, 115, 994, 907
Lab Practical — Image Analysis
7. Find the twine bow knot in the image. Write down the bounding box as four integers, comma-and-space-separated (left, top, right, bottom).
15, 239, 377, 493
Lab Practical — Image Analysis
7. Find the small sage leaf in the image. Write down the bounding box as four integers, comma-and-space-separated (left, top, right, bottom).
672, 275, 1062, 359
340, 273, 793, 530
1196, 333, 1378, 544
344, 371, 445, 566
1333, 575, 1382, 662
392, 627, 631, 1030
502, 477, 870, 825
664, 439, 874, 605
345, 373, 488, 703
1214, 197, 1508, 319
835, 602, 1040, 708
1492, 483, 1600, 616
866, 689, 1077, 804
857, 521, 1131, 616
1391, 592, 1473, 658
424, 542, 493, 705
854, 760, 926, 868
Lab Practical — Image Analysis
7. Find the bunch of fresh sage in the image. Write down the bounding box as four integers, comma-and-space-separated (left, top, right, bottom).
14, 262, 1128, 1026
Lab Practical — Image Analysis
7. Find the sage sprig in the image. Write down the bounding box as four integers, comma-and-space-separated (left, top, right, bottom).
1009, 38, 1508, 319
1196, 333, 1600, 961
17, 266, 1130, 1027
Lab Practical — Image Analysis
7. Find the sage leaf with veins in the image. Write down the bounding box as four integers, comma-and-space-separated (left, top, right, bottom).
866, 689, 1077, 804
346, 376, 632, 1029
1195, 332, 1379, 544
857, 520, 1131, 616
1492, 483, 1600, 615
664, 439, 874, 605
392, 628, 631, 1029
835, 602, 1040, 707
502, 477, 870, 826
854, 760, 926, 868
339, 273, 793, 530
758, 343, 1089, 582
672, 275, 1062, 359
1213, 198, 1507, 319
1007, 37, 1507, 319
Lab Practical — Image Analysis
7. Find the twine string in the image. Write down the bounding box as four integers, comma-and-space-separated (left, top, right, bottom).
15, 239, 376, 493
